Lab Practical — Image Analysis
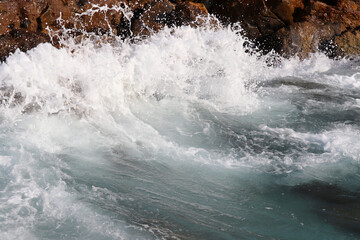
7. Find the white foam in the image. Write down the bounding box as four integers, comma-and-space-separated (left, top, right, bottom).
0, 155, 11, 167
0, 26, 269, 118
0, 21, 359, 238
260, 125, 360, 164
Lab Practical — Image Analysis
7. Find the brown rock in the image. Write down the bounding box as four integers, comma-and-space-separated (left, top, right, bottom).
174, 1, 208, 26
0, 1, 20, 35
312, 1, 360, 29
79, 0, 127, 34
275, 19, 342, 58
40, 0, 78, 32
1, 0, 360, 60
280, 0, 360, 57
268, 0, 305, 24
128, 0, 154, 11
208, 0, 360, 58
0, 29, 50, 61
210, 0, 286, 39
131, 0, 175, 37
333, 30, 360, 57
18, 0, 48, 32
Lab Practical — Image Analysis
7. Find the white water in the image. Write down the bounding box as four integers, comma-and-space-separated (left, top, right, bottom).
0, 25, 359, 239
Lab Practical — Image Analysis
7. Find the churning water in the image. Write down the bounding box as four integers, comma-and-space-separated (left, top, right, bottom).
0, 25, 359, 239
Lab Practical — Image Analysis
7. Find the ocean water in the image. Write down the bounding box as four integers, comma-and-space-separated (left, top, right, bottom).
0, 24, 359, 239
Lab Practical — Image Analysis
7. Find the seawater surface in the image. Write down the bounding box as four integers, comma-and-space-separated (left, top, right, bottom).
0, 26, 359, 239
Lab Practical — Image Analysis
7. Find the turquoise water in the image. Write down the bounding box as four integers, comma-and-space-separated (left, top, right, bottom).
0, 26, 359, 239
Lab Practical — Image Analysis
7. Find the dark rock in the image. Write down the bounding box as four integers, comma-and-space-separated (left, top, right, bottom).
173, 1, 208, 27
131, 0, 175, 37
0, 29, 50, 61
209, 0, 286, 39
0, 0, 20, 35
205, 0, 360, 58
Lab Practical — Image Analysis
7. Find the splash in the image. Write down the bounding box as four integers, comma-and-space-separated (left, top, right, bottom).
0, 11, 360, 239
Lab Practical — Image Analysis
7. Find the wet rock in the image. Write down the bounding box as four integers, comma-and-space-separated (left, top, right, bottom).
0, 1, 20, 35
173, 1, 208, 26
128, 0, 154, 11
0, 0, 211, 60
332, 30, 360, 57
40, 0, 78, 32
289, 0, 358, 57
0, 29, 50, 61
270, 0, 305, 25
131, 0, 175, 37
131, 0, 209, 37
206, 0, 360, 58
275, 19, 344, 58
1, 0, 360, 60
209, 0, 286, 39
18, 0, 49, 32
78, 0, 127, 35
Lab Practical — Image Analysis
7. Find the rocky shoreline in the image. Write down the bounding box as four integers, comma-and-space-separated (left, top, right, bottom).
1, 0, 360, 60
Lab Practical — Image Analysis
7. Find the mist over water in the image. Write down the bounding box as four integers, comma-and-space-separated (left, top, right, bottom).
0, 25, 359, 239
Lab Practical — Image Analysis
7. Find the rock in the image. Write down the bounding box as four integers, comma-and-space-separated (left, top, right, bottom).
284, 0, 360, 58
173, 1, 208, 27
128, 0, 154, 11
40, 0, 78, 32
78, 0, 127, 35
131, 0, 175, 37
174, 2, 208, 24
0, 1, 20, 35
0, 0, 211, 60
269, 0, 305, 24
18, 0, 48, 32
1, 0, 360, 60
207, 0, 360, 58
0, 29, 49, 61
209, 0, 286, 39
332, 30, 360, 57
275, 19, 344, 58
131, 0, 208, 37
